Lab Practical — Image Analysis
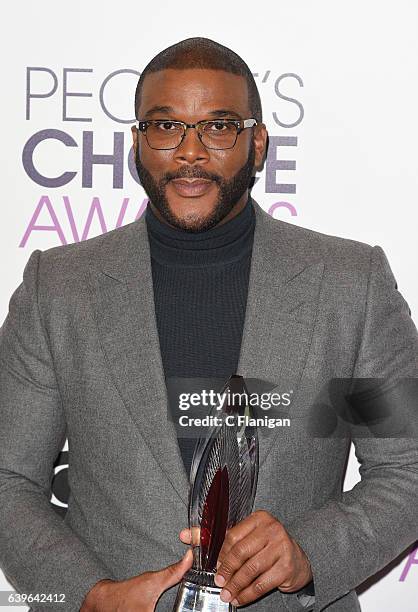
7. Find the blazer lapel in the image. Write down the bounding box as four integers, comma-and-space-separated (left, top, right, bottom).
86, 197, 324, 506
236, 200, 324, 468
86, 214, 190, 507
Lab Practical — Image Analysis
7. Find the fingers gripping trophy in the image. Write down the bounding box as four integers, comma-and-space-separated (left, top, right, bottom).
173, 374, 259, 612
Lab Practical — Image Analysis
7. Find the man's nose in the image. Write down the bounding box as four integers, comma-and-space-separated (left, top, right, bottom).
174, 126, 210, 163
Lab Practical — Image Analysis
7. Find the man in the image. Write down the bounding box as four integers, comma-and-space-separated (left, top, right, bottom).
0, 37, 417, 612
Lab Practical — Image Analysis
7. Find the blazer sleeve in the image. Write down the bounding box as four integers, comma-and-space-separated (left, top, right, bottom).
0, 250, 114, 611
284, 245, 418, 612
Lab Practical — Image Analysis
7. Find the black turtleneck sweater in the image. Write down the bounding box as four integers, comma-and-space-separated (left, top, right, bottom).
145, 195, 256, 476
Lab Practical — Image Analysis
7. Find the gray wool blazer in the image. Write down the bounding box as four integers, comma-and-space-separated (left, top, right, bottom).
0, 198, 417, 612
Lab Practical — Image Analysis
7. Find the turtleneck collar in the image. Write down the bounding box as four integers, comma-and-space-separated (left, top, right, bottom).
145, 194, 256, 267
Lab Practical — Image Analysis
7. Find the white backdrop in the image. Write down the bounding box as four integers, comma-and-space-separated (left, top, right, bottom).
1, 1, 417, 610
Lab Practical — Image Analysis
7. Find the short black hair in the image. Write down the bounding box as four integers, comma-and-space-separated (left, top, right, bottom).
134, 37, 262, 123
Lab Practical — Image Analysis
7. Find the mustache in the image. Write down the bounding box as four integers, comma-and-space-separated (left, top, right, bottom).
162, 169, 221, 184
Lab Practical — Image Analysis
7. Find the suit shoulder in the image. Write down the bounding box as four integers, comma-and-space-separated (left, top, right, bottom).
267, 214, 374, 273
36, 219, 138, 279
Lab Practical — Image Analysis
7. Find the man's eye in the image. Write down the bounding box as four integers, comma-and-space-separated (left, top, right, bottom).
209, 122, 228, 131
156, 121, 178, 131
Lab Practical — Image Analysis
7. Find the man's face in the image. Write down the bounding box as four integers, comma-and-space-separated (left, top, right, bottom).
132, 68, 267, 232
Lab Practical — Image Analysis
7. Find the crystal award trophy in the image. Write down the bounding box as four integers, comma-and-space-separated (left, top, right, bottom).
173, 374, 259, 612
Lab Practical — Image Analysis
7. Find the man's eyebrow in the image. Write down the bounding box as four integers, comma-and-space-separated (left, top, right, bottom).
207, 109, 243, 119
142, 106, 243, 119
143, 105, 176, 118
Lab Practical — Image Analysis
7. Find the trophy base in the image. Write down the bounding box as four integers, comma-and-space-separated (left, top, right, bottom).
173, 571, 237, 612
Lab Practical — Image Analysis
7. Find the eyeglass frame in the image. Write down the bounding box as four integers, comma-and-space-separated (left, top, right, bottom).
135, 117, 258, 150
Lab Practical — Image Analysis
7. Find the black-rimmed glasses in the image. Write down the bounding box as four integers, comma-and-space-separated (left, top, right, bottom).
136, 118, 258, 150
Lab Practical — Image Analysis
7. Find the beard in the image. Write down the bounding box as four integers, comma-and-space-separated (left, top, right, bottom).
134, 141, 255, 233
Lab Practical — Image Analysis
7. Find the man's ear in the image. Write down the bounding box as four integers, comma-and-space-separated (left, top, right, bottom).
131, 125, 138, 154
254, 123, 268, 171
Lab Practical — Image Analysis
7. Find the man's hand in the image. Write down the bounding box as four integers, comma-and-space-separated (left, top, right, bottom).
80, 549, 193, 611
180, 510, 312, 607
